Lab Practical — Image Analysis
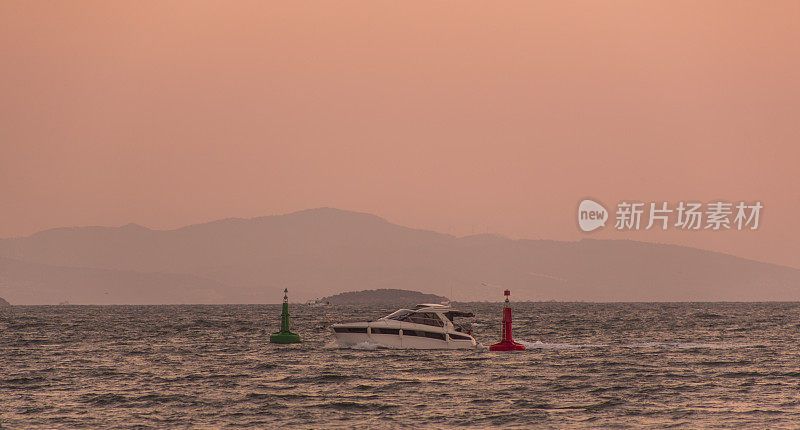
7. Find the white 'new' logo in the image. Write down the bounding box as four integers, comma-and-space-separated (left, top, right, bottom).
578, 199, 608, 232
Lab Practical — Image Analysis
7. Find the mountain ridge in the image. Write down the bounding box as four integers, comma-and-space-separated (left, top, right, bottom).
1, 208, 798, 304
11, 209, 788, 271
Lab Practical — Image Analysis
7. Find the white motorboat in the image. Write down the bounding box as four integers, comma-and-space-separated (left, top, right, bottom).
331, 304, 479, 349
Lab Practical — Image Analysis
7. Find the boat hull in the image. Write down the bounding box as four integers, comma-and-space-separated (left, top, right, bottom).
332, 323, 478, 349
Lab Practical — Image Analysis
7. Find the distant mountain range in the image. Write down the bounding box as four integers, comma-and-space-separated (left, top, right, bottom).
1, 207, 799, 304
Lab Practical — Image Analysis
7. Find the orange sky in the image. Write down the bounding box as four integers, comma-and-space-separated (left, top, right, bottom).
1, 1, 799, 268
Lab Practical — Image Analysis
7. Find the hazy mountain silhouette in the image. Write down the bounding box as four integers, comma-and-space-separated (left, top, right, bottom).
1, 208, 798, 304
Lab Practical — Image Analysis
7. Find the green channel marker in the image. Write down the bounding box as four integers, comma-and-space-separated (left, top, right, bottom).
269, 288, 301, 344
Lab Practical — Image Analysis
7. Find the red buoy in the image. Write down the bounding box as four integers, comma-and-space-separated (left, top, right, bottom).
489, 289, 526, 351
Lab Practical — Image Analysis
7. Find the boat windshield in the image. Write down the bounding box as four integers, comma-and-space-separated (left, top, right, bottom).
385, 309, 414, 320
385, 310, 444, 327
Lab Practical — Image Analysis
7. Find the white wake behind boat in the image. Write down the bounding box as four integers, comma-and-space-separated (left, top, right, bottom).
331, 304, 480, 349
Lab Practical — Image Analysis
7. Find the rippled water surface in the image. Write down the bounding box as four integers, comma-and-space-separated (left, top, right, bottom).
3, 302, 800, 428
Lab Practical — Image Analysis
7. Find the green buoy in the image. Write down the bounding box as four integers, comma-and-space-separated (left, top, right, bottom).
269, 288, 301, 344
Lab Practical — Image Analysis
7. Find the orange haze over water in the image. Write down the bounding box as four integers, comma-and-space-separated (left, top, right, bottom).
1, 1, 799, 268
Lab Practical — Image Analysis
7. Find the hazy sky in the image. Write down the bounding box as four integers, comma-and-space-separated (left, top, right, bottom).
2, 1, 799, 268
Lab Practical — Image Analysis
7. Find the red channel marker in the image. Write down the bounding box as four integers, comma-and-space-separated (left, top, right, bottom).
489, 289, 526, 351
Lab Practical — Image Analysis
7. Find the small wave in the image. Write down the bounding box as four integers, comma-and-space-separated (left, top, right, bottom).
719, 371, 764, 378
693, 312, 725, 319
677, 342, 744, 349
518, 340, 607, 349
698, 360, 752, 367
132, 393, 197, 406
314, 401, 398, 411
251, 363, 277, 370
462, 356, 492, 361
80, 393, 129, 406
379, 380, 422, 390
624, 342, 746, 349
7, 321, 48, 329
246, 392, 311, 401
0, 376, 48, 388
584, 398, 625, 412
280, 373, 351, 384
511, 399, 555, 409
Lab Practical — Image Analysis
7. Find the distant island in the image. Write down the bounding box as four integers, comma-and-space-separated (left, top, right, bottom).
315, 289, 448, 305
0, 297, 11, 307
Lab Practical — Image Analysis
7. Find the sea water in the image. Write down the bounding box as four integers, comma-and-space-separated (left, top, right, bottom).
2, 302, 800, 428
